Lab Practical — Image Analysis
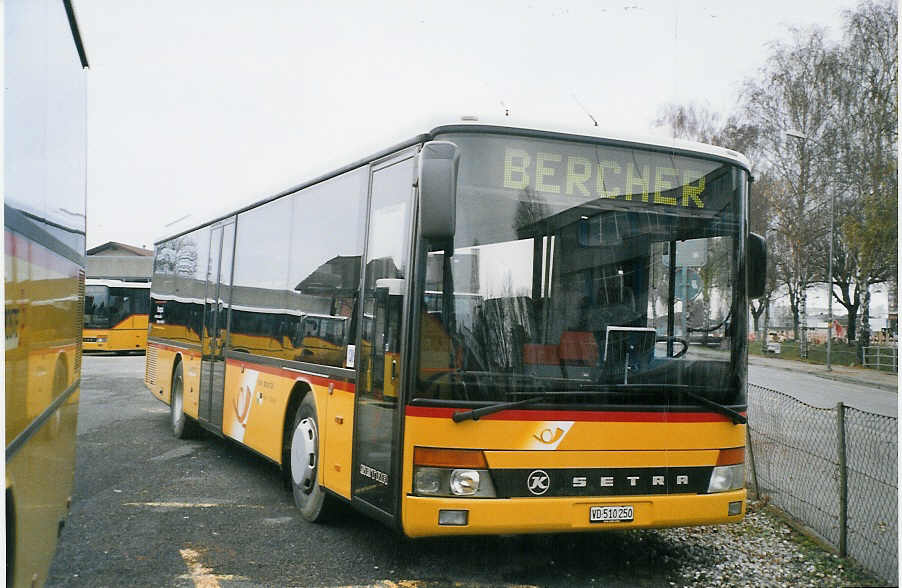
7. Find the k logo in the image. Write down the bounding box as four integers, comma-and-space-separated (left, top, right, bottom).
527, 469, 551, 495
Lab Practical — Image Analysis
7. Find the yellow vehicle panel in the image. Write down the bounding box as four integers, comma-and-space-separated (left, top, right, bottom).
145, 342, 202, 418
83, 314, 149, 352
219, 358, 356, 498
84, 318, 148, 352
400, 407, 745, 537
403, 490, 745, 537
6, 229, 83, 587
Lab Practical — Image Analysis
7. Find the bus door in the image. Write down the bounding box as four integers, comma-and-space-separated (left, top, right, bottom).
352, 154, 415, 521
199, 220, 235, 430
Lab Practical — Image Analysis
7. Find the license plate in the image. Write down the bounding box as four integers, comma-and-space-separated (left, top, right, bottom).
589, 505, 634, 523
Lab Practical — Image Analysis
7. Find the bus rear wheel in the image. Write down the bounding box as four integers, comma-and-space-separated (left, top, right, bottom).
289, 395, 334, 522
170, 362, 195, 439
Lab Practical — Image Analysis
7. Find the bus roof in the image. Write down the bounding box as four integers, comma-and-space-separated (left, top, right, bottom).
155, 118, 752, 246
86, 278, 151, 289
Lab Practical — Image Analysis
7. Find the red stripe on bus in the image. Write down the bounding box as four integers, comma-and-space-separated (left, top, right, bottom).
405, 405, 743, 423
224, 358, 355, 394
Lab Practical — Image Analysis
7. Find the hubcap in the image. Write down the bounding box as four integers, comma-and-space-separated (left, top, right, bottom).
291, 417, 317, 493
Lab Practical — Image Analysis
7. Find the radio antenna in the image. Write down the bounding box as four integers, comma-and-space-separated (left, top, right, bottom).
571, 93, 598, 127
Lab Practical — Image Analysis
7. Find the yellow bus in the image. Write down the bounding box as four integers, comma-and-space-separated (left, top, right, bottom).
83, 279, 151, 353
5, 0, 89, 585
146, 121, 766, 536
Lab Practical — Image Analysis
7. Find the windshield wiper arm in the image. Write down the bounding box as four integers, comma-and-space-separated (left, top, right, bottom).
452, 396, 547, 423
681, 389, 747, 425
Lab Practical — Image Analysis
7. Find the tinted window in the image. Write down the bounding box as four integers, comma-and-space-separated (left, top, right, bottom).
230, 198, 292, 356
228, 168, 367, 364
285, 168, 367, 367
149, 227, 209, 343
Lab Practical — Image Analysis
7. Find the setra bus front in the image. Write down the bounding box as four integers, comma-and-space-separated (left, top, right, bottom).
377, 127, 763, 537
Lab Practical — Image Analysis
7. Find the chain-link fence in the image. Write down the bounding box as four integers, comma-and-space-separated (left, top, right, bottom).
747, 385, 898, 585
863, 346, 898, 373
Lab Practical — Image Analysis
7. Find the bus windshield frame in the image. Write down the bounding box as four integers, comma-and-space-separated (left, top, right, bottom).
411, 131, 749, 410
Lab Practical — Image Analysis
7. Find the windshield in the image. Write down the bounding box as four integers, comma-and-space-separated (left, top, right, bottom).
413, 132, 748, 408
85, 285, 149, 329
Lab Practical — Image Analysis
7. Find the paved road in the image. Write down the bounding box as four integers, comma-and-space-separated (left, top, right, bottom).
748, 355, 897, 417
46, 354, 893, 587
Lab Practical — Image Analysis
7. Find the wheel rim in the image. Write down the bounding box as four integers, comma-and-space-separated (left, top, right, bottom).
171, 376, 183, 429
291, 417, 317, 493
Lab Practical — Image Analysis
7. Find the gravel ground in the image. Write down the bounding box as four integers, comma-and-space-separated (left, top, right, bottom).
653, 500, 888, 587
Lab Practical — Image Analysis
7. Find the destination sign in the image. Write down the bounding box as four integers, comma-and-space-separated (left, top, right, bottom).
442, 132, 736, 215
502, 147, 709, 208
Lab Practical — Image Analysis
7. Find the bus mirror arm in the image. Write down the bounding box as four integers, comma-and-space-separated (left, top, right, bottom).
418, 141, 460, 242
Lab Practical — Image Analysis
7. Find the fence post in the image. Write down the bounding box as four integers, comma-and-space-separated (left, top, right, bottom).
836, 401, 848, 557
746, 425, 759, 500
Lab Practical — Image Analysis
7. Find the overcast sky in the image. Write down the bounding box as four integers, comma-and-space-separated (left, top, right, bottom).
74, 0, 861, 254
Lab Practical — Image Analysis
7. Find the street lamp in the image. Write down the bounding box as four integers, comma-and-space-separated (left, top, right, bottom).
786, 129, 834, 371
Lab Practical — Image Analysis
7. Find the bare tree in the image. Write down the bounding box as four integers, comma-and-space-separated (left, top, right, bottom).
740, 28, 838, 351
828, 0, 898, 352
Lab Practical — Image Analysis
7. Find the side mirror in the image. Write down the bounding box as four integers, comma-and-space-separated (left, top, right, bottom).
748, 232, 767, 299
418, 141, 460, 241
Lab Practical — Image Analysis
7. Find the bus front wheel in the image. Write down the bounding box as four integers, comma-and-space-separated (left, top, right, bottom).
289, 395, 334, 522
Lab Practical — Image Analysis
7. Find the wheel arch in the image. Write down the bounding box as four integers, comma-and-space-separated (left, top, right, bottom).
170, 353, 184, 387
281, 380, 313, 472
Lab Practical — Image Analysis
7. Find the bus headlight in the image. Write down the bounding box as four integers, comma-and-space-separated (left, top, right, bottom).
414, 468, 442, 495
412, 447, 497, 498
450, 470, 480, 496
707, 464, 745, 493
413, 467, 496, 497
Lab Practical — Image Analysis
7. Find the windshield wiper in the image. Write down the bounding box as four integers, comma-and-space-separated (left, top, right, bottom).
452, 396, 547, 423
680, 389, 747, 425
447, 385, 746, 425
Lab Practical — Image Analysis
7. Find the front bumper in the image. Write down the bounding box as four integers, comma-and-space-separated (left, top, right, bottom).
402, 488, 746, 537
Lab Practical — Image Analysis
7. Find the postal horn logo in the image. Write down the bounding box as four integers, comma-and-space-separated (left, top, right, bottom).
533, 427, 565, 445
527, 469, 551, 495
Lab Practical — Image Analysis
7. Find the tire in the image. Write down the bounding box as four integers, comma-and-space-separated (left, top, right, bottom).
289, 394, 334, 522
170, 362, 195, 439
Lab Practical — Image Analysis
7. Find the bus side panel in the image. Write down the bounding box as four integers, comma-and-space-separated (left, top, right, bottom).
5, 237, 83, 586
182, 352, 202, 419
145, 342, 176, 404
222, 359, 295, 463
6, 394, 79, 587
323, 385, 355, 499
220, 358, 355, 498
144, 344, 201, 419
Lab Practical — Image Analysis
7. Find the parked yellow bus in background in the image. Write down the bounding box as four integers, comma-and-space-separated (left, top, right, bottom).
146, 120, 766, 537
5, 0, 89, 585
83, 279, 151, 353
